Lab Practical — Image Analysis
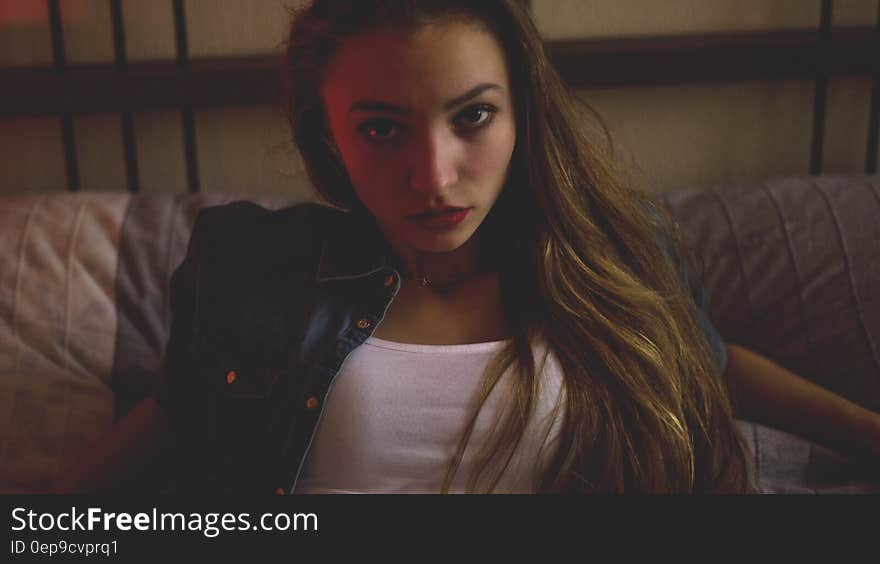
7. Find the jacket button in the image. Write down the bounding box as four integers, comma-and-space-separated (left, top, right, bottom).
383, 274, 394, 287
226, 370, 237, 384
306, 396, 320, 410
275, 487, 286, 495
356, 318, 371, 329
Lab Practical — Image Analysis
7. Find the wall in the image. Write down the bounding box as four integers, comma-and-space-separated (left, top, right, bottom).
533, 0, 880, 192
0, 0, 877, 198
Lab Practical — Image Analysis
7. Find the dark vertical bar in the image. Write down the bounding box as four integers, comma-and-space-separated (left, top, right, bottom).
173, 0, 189, 71
809, 0, 832, 176
49, 0, 80, 192
110, 0, 126, 69
173, 0, 200, 193
48, 0, 65, 66
111, 0, 140, 193
865, 0, 880, 174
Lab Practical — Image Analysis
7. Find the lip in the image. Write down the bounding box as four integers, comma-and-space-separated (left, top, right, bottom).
405, 207, 472, 228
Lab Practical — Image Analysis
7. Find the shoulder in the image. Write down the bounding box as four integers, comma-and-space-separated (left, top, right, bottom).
191, 200, 344, 249
188, 200, 349, 270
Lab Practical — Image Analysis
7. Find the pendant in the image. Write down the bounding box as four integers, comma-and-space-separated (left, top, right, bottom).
417, 274, 432, 287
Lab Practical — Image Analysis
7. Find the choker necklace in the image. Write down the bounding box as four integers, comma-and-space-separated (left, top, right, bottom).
400, 266, 483, 290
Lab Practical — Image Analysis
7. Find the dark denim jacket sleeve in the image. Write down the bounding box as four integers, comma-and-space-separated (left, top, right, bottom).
151, 202, 284, 492
690, 273, 729, 376
642, 200, 728, 376
152, 202, 270, 441
664, 233, 728, 376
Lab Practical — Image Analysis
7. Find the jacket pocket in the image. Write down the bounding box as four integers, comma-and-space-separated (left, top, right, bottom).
190, 335, 282, 487
192, 334, 282, 399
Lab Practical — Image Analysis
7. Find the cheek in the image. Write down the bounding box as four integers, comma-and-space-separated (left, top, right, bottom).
470, 122, 516, 183
347, 156, 388, 189
332, 135, 391, 202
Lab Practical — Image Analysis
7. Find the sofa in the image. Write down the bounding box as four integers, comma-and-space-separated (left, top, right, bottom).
1, 175, 878, 494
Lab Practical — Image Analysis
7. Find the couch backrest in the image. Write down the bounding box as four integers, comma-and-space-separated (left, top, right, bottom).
663, 175, 880, 411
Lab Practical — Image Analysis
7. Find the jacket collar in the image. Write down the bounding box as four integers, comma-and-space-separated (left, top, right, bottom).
315, 208, 395, 283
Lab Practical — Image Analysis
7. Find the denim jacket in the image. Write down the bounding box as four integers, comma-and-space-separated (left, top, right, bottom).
154, 201, 727, 494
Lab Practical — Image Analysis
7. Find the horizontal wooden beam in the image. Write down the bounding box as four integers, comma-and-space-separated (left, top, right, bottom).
547, 27, 880, 88
0, 56, 282, 117
1, 27, 878, 117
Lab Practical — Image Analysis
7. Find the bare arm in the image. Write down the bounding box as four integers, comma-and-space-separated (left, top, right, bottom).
724, 343, 880, 464
50, 397, 173, 493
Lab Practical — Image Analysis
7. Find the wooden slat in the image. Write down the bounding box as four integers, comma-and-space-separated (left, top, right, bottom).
865, 1, 880, 174
48, 0, 80, 192
809, 0, 833, 176
868, 73, 879, 175
173, 0, 200, 193
111, 0, 140, 193
2, 28, 878, 117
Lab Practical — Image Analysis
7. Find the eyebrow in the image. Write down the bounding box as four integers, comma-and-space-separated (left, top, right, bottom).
348, 83, 503, 115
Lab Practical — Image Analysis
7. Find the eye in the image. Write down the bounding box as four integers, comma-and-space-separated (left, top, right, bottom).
357, 119, 401, 142
454, 104, 497, 131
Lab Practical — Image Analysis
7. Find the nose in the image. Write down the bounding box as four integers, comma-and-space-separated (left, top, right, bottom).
406, 128, 459, 197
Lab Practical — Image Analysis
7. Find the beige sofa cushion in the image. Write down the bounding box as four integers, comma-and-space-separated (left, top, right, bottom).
0, 193, 129, 493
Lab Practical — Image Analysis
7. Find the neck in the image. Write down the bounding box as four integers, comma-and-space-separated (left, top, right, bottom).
390, 234, 486, 289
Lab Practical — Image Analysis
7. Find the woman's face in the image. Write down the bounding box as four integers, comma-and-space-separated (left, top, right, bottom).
321, 20, 516, 255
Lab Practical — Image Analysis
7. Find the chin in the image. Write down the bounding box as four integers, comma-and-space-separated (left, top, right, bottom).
413, 238, 467, 254
411, 230, 475, 254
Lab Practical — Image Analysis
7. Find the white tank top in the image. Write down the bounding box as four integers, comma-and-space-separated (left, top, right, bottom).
294, 336, 566, 494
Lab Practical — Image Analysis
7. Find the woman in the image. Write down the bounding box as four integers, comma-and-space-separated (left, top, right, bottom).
56, 0, 880, 494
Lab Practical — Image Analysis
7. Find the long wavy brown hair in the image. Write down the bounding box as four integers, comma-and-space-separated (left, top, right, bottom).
282, 0, 753, 493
